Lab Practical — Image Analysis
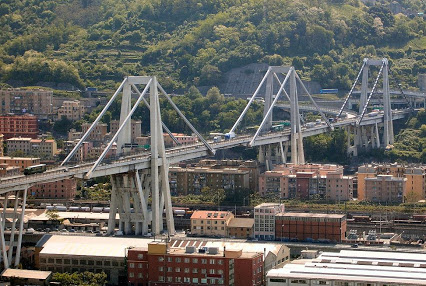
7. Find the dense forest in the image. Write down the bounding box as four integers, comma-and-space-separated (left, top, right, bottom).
0, 0, 424, 91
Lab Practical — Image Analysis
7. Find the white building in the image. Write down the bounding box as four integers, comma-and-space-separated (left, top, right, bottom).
267, 250, 426, 286
254, 203, 284, 240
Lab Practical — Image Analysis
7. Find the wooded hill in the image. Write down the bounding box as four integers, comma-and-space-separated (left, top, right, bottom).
0, 0, 424, 91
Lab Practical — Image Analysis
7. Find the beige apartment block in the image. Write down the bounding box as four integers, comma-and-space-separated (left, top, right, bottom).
254, 203, 284, 240
0, 89, 53, 118
57, 100, 86, 121
110, 120, 142, 141
190, 210, 234, 237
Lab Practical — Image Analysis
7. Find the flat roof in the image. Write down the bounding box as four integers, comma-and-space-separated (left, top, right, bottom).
39, 235, 154, 258
1, 269, 51, 280
267, 250, 426, 285
191, 210, 231, 220
276, 212, 345, 219
30, 211, 117, 221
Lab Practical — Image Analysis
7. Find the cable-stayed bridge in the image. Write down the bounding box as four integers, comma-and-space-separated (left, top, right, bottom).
0, 58, 415, 268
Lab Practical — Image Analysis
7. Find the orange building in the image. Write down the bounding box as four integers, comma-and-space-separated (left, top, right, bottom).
275, 212, 347, 243
357, 163, 424, 202
0, 156, 40, 172
190, 211, 234, 237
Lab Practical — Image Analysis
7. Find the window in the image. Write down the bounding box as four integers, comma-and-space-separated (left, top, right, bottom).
192, 258, 198, 263
210, 259, 216, 264
138, 263, 143, 268
202, 259, 207, 264
175, 267, 180, 272
176, 277, 182, 282
209, 269, 216, 274
184, 268, 190, 273
137, 254, 144, 259
218, 270, 223, 274
184, 277, 190, 282
129, 272, 134, 278
159, 276, 164, 282
138, 273, 143, 278
167, 267, 172, 272
176, 257, 181, 263
159, 267, 164, 271
193, 278, 199, 283
270, 278, 286, 282
184, 258, 190, 263
201, 269, 207, 274
167, 257, 173, 262
201, 278, 208, 284
192, 268, 198, 273
167, 277, 173, 282
158, 257, 164, 262
218, 278, 224, 284
129, 263, 135, 268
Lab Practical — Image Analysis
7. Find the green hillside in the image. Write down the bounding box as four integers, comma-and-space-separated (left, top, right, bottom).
0, 0, 424, 91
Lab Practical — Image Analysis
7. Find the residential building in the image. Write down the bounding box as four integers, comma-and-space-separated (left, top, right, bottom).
164, 133, 198, 148
227, 218, 254, 239
68, 129, 83, 141
0, 89, 53, 118
81, 123, 108, 144
110, 120, 142, 142
0, 114, 38, 139
364, 175, 406, 203
357, 163, 421, 202
267, 250, 426, 286
169, 166, 250, 195
7, 137, 57, 158
57, 100, 86, 121
168, 238, 290, 272
6, 137, 32, 155
259, 164, 353, 201
29, 179, 76, 199
0, 156, 40, 172
127, 242, 264, 286
0, 163, 20, 177
190, 210, 234, 237
30, 139, 57, 158
62, 140, 93, 162
275, 212, 347, 243
254, 203, 284, 240
0, 133, 3, 156
36, 235, 154, 285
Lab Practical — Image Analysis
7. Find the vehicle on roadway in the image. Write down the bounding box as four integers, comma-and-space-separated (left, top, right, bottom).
24, 164, 47, 175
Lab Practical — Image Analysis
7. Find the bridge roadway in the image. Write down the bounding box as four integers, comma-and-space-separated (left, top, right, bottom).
0, 109, 410, 193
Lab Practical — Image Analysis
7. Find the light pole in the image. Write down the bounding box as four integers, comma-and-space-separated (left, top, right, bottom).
281, 224, 284, 242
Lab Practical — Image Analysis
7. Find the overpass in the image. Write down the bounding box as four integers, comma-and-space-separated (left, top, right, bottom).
0, 60, 414, 269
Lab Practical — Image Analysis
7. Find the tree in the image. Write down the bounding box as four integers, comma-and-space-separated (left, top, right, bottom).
51, 271, 107, 286
46, 210, 60, 221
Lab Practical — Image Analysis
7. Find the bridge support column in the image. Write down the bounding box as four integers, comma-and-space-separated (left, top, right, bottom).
382, 59, 394, 147
359, 59, 369, 114
290, 68, 304, 164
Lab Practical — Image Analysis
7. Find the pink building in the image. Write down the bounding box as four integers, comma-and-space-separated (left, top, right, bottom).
259, 164, 353, 201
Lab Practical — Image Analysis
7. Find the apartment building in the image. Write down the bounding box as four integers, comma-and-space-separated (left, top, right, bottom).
275, 212, 347, 243
169, 165, 250, 195
0, 114, 38, 139
110, 120, 142, 142
81, 123, 108, 144
57, 100, 86, 121
0, 89, 53, 118
254, 203, 285, 240
364, 175, 406, 203
190, 211, 234, 237
163, 133, 198, 147
0, 164, 20, 177
267, 250, 426, 286
259, 164, 353, 201
0, 156, 40, 171
7, 137, 57, 158
127, 242, 264, 286
29, 178, 76, 199
357, 163, 422, 202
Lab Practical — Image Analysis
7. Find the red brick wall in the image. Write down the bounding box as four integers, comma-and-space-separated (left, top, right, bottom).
29, 179, 76, 199
234, 254, 263, 286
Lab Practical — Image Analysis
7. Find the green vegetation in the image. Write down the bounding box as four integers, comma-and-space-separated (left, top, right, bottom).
51, 271, 107, 286
304, 128, 349, 164
0, 0, 423, 91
